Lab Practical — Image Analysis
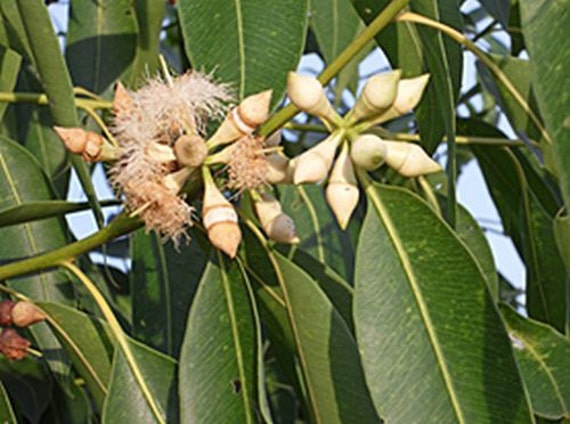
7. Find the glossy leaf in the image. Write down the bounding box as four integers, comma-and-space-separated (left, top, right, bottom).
354, 182, 531, 422
0, 381, 16, 424
0, 46, 20, 120
178, 0, 309, 104
473, 145, 566, 332
39, 302, 115, 409
131, 229, 208, 356
273, 251, 380, 423
102, 339, 177, 423
179, 253, 260, 423
66, 0, 137, 94
501, 305, 570, 419
278, 184, 355, 282
0, 1, 34, 64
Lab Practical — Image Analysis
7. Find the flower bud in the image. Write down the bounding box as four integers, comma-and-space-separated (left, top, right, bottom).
346, 70, 401, 124
202, 172, 241, 258
350, 134, 386, 171
174, 134, 208, 167
326, 144, 359, 230
0, 300, 15, 326
10, 302, 46, 327
287, 72, 342, 126
265, 153, 293, 184
293, 132, 343, 184
381, 141, 442, 177
54, 127, 118, 162
254, 193, 299, 244
207, 90, 272, 148
113, 81, 134, 116
372, 74, 430, 124
0, 328, 30, 361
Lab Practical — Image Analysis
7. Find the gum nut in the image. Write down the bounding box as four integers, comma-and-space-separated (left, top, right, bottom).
326, 181, 359, 230
11, 302, 46, 327
265, 214, 299, 244
350, 134, 387, 171
287, 72, 329, 114
383, 142, 441, 177
207, 222, 242, 258
174, 134, 208, 167
238, 90, 272, 127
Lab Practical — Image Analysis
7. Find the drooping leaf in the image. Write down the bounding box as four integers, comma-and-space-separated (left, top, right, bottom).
272, 251, 380, 423
501, 305, 570, 419
519, 0, 570, 210
354, 182, 531, 422
102, 339, 178, 423
278, 184, 355, 283
131, 228, 208, 357
66, 0, 137, 94
0, 381, 16, 424
178, 0, 309, 105
39, 301, 115, 410
179, 253, 260, 423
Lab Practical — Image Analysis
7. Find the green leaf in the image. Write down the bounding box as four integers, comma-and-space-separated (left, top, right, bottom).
354, 182, 532, 422
66, 0, 137, 94
179, 254, 260, 423
278, 184, 355, 282
0, 356, 52, 423
131, 229, 208, 357
473, 145, 567, 332
178, 0, 309, 104
501, 305, 570, 419
519, 0, 570, 210
102, 339, 178, 423
0, 1, 34, 65
554, 214, 570, 272
0, 46, 20, 121
479, 0, 510, 29
273, 251, 380, 423
0, 381, 16, 424
39, 302, 115, 410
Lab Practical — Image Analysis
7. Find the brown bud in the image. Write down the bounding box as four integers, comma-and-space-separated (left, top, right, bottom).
0, 328, 30, 361
0, 300, 15, 326
113, 81, 134, 116
174, 134, 208, 167
11, 302, 46, 328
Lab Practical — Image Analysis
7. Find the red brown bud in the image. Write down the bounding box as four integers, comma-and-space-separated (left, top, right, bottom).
0, 300, 15, 326
11, 302, 46, 328
0, 328, 30, 361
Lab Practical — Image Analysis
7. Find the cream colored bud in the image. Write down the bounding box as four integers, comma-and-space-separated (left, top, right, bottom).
293, 132, 343, 184
174, 134, 208, 167
207, 90, 272, 148
347, 70, 401, 124
350, 134, 386, 171
254, 193, 299, 244
381, 141, 442, 177
202, 174, 241, 258
326, 144, 359, 230
10, 302, 46, 327
113, 81, 134, 116
164, 167, 193, 194
287, 72, 342, 126
372, 74, 430, 124
146, 143, 177, 163
265, 153, 292, 184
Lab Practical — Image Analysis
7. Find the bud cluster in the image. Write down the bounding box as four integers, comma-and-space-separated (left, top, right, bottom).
0, 300, 46, 360
283, 70, 441, 229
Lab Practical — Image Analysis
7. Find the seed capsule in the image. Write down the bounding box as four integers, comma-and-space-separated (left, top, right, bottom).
174, 134, 208, 167
253, 193, 299, 244
287, 72, 342, 126
202, 172, 241, 258
207, 90, 272, 148
346, 70, 401, 124
326, 143, 359, 230
293, 132, 343, 184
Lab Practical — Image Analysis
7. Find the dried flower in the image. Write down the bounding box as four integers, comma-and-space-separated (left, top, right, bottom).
0, 299, 15, 326
227, 135, 268, 192
110, 71, 232, 243
0, 328, 30, 361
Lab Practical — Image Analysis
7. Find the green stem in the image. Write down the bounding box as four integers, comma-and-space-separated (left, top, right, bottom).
0, 92, 113, 110
62, 262, 166, 424
259, 0, 411, 136
0, 214, 142, 281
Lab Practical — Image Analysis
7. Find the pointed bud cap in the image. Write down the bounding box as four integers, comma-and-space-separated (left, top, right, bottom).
265, 153, 292, 184
54, 127, 89, 154
382, 141, 442, 177
293, 132, 343, 184
238, 90, 272, 127
372, 74, 431, 124
11, 302, 46, 327
287, 72, 342, 125
326, 144, 359, 230
348, 70, 401, 123
0, 300, 15, 326
350, 134, 386, 171
174, 134, 208, 167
